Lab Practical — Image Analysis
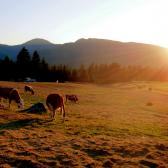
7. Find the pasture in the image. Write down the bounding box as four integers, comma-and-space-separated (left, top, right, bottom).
0, 81, 168, 168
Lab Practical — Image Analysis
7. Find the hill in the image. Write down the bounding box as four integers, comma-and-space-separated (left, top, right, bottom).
0, 38, 168, 67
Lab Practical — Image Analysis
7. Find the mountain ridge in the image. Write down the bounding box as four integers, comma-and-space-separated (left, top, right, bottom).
23, 38, 54, 45
0, 38, 168, 67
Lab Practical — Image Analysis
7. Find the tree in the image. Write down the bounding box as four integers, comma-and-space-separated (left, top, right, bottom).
32, 51, 40, 65
88, 63, 96, 82
70, 69, 78, 81
39, 58, 49, 81
78, 64, 89, 82
0, 56, 15, 80
16, 47, 31, 78
16, 47, 31, 65
31, 50, 41, 78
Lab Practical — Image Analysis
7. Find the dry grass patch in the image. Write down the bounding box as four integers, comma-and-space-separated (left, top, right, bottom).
0, 81, 168, 167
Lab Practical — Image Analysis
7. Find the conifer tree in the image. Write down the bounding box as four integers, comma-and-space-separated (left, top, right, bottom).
16, 47, 31, 78
31, 50, 41, 78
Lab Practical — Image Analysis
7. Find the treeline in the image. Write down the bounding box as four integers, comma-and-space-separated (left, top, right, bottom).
0, 47, 69, 82
0, 47, 168, 83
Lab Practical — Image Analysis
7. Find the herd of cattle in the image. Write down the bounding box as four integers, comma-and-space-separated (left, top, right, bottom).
0, 85, 78, 122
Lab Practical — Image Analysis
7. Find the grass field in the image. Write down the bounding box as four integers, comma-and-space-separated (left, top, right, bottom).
0, 81, 168, 168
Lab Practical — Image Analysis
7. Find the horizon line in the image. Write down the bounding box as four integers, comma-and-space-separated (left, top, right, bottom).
0, 37, 167, 49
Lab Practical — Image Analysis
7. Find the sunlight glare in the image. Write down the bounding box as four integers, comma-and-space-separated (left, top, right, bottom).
85, 0, 168, 48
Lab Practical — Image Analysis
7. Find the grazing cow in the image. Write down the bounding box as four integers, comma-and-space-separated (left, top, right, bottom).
46, 94, 65, 122
66, 94, 78, 103
0, 87, 24, 108
24, 85, 34, 95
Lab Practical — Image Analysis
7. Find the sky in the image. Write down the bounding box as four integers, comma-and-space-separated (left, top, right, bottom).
0, 0, 168, 47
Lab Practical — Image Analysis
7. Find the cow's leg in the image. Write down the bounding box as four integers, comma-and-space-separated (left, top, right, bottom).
48, 104, 53, 119
60, 107, 62, 115
9, 99, 12, 109
53, 110, 56, 120
62, 105, 65, 123
51, 110, 54, 119
49, 111, 52, 120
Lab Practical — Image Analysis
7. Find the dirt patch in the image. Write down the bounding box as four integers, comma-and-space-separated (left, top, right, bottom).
84, 148, 111, 158
139, 159, 159, 168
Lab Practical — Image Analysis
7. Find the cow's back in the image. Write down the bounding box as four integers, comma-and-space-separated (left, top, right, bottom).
46, 94, 64, 109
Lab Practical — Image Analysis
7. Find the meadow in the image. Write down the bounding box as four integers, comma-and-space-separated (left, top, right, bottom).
0, 81, 168, 168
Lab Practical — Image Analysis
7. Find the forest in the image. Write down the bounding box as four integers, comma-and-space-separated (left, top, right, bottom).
0, 47, 168, 83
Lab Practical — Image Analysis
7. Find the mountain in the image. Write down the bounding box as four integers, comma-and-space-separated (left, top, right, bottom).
0, 38, 57, 60
24, 38, 53, 45
0, 38, 168, 67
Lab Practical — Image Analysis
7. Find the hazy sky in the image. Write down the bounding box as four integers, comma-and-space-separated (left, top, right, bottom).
1, 0, 168, 47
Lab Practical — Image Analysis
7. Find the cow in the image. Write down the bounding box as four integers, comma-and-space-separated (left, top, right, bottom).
65, 94, 78, 103
24, 85, 35, 95
0, 87, 24, 109
46, 94, 65, 122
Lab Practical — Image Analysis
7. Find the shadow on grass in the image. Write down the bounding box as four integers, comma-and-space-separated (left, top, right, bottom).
0, 118, 52, 131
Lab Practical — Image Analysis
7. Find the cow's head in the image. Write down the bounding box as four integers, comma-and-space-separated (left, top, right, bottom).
18, 99, 24, 109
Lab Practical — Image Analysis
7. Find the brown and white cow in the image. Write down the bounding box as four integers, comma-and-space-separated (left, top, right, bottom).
24, 85, 35, 95
0, 87, 24, 108
46, 94, 65, 122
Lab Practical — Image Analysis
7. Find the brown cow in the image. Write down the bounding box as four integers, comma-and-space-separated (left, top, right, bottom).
46, 94, 65, 122
24, 85, 34, 95
65, 94, 78, 103
0, 87, 24, 108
